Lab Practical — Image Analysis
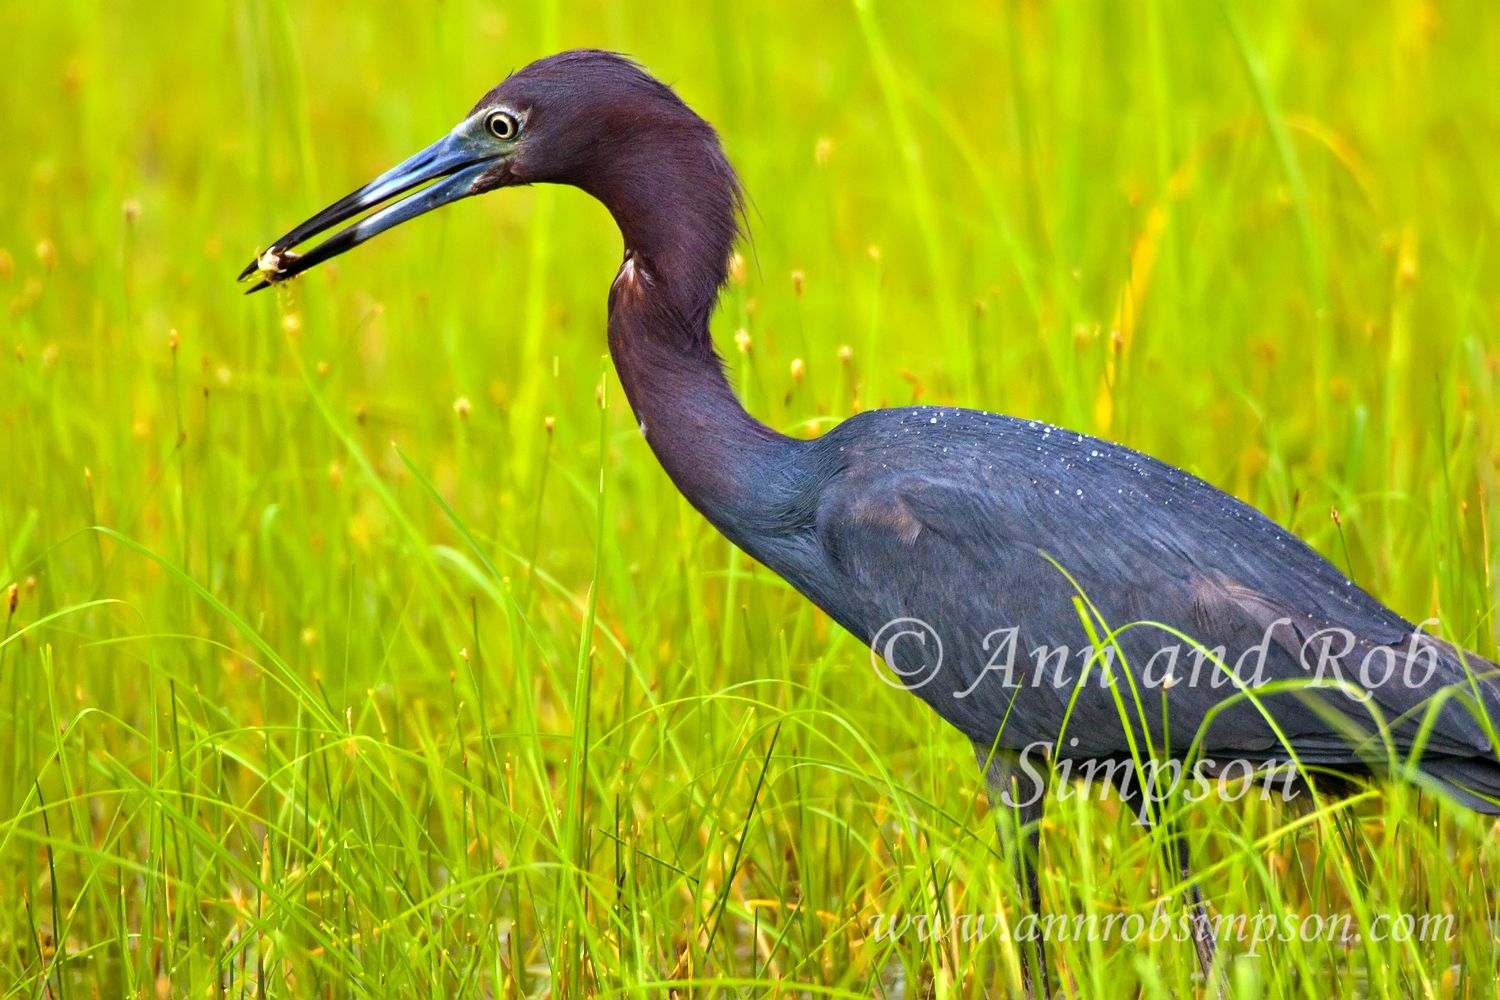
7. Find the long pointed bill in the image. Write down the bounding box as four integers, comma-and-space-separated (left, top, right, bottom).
238, 128, 502, 293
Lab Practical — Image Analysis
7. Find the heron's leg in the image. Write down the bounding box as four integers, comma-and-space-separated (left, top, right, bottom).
1173, 829, 1219, 982
1123, 781, 1220, 987
977, 747, 1051, 999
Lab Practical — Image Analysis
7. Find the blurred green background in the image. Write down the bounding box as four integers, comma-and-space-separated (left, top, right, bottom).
2, 1, 1496, 996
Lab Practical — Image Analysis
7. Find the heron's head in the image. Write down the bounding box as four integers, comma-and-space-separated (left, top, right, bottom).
240, 49, 742, 295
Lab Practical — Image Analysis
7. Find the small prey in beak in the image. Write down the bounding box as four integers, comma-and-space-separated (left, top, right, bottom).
237, 112, 518, 293
249, 248, 299, 287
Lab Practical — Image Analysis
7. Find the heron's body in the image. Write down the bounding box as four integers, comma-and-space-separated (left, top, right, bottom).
245, 49, 1500, 987
618, 308, 1500, 803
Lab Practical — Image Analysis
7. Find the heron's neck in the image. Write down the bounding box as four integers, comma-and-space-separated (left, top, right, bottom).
606, 257, 795, 538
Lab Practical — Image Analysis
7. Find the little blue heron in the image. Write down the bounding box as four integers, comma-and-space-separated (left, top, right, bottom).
242, 50, 1499, 991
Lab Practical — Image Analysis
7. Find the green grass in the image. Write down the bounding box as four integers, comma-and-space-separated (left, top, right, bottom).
3, 1, 1498, 996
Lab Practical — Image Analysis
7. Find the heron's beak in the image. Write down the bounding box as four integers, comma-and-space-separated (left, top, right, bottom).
237, 129, 502, 293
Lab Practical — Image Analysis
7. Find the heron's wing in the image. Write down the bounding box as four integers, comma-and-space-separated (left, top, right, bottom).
806, 417, 1499, 767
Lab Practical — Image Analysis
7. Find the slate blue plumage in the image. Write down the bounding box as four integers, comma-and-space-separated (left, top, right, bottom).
244, 50, 1500, 988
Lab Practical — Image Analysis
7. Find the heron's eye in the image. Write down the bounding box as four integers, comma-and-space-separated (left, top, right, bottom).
486, 111, 520, 141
